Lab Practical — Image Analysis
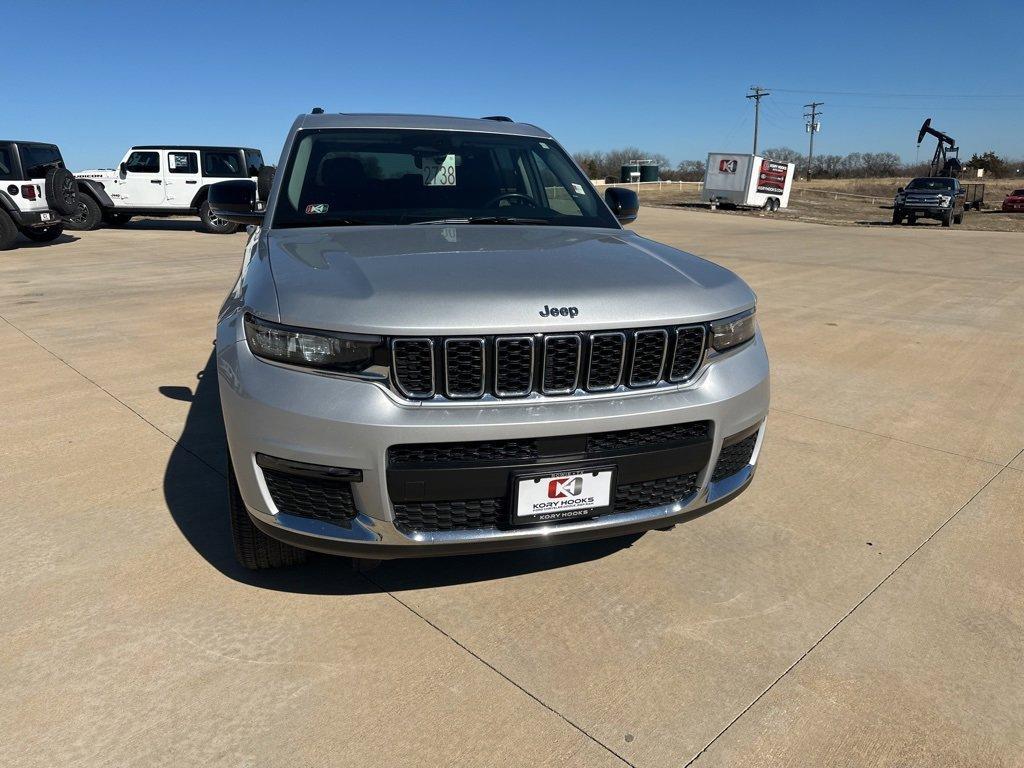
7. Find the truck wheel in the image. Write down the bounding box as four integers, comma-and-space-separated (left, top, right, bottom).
21, 225, 64, 242
0, 210, 17, 250
44, 167, 80, 216
104, 212, 132, 226
942, 209, 953, 228
228, 456, 307, 570
907, 214, 917, 226
892, 208, 903, 225
199, 201, 238, 234
64, 193, 102, 231
954, 212, 964, 225
771, 197, 781, 212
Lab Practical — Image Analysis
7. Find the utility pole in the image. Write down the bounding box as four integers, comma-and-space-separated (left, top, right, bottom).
804, 101, 823, 180
747, 86, 770, 155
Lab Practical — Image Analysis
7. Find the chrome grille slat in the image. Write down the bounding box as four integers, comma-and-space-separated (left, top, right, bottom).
669, 326, 706, 382
586, 332, 626, 391
391, 338, 435, 398
494, 336, 535, 397
629, 329, 668, 387
541, 334, 581, 395
443, 338, 485, 398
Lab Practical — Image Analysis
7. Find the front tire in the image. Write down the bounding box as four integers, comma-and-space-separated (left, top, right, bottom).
942, 209, 953, 228
892, 207, 903, 225
199, 201, 238, 234
21, 225, 64, 242
64, 194, 102, 231
0, 210, 17, 250
228, 456, 307, 570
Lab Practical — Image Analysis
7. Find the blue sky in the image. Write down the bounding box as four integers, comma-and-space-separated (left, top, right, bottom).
5, 1, 1021, 169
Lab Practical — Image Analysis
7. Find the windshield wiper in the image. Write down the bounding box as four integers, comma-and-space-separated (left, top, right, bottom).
410, 216, 550, 226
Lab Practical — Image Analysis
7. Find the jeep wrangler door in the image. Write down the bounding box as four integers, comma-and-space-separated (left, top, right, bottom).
164, 150, 200, 209
121, 150, 166, 206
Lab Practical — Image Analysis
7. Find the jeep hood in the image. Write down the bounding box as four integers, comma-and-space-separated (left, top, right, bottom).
263, 225, 755, 335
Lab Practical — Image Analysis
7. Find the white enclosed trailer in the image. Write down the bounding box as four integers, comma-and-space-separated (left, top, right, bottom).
702, 153, 795, 212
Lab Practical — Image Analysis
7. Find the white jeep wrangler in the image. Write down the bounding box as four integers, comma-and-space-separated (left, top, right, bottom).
69, 145, 273, 234
0, 140, 79, 250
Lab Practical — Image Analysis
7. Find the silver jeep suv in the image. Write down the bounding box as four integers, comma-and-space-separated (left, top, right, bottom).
210, 112, 770, 569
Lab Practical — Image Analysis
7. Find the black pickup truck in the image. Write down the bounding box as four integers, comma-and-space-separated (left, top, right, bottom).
892, 177, 983, 227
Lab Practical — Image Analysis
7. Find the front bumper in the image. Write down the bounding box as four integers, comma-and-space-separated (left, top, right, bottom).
218, 330, 770, 558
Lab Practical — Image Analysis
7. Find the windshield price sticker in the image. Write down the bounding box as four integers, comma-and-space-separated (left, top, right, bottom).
423, 154, 457, 186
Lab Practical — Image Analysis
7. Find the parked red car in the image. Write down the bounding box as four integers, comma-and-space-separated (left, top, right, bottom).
1002, 189, 1024, 212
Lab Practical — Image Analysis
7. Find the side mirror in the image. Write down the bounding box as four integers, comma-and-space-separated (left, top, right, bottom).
605, 187, 639, 224
896, 187, 904, 193
119, 162, 127, 175
209, 179, 263, 225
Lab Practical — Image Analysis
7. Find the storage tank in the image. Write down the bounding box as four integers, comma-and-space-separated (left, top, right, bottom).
619, 163, 661, 182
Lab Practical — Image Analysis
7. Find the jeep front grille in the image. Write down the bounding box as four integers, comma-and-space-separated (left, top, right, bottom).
389, 325, 706, 401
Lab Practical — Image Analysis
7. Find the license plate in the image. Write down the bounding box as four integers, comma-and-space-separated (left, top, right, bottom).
511, 467, 615, 526
40, 213, 51, 221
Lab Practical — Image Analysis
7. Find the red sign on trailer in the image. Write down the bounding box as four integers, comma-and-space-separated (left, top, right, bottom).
756, 160, 789, 195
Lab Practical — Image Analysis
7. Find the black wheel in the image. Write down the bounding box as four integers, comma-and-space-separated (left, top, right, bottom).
21, 225, 64, 242
0, 210, 17, 250
907, 214, 917, 226
954, 211, 964, 225
44, 167, 79, 216
228, 456, 307, 570
892, 207, 903, 225
199, 200, 238, 234
772, 197, 781, 212
104, 212, 132, 226
257, 165, 276, 203
942, 209, 953, 228
64, 193, 102, 231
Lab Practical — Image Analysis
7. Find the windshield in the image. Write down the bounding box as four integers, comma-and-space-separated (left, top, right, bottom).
18, 144, 64, 179
1012, 190, 1024, 197
272, 129, 618, 229
907, 178, 956, 191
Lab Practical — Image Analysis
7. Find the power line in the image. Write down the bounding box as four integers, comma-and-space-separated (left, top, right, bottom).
766, 87, 1024, 99
746, 86, 770, 154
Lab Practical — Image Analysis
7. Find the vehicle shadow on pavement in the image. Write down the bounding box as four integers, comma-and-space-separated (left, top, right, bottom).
17, 233, 80, 247
163, 351, 639, 595
110, 219, 223, 234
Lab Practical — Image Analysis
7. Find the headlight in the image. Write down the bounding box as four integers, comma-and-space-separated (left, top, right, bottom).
244, 313, 383, 372
938, 195, 951, 206
710, 308, 756, 352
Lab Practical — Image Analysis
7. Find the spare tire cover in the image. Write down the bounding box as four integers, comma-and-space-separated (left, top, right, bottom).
45, 167, 79, 216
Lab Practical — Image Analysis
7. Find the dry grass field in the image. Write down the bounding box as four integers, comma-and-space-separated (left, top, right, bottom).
612, 177, 1024, 232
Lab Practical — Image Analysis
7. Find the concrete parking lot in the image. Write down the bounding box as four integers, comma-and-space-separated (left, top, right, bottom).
2, 211, 1022, 767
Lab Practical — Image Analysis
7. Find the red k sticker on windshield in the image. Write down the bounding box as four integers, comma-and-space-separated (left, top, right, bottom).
305, 203, 329, 214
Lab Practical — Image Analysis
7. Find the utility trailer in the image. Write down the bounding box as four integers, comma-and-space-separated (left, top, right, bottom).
702, 153, 795, 212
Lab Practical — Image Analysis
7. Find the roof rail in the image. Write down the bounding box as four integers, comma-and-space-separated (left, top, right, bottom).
311, 107, 325, 114
481, 115, 513, 122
